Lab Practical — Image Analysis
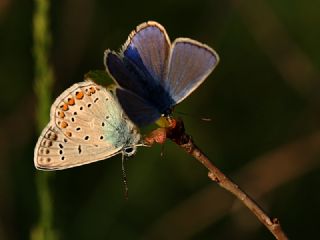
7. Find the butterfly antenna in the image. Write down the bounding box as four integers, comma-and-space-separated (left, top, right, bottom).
121, 154, 129, 200
175, 111, 212, 122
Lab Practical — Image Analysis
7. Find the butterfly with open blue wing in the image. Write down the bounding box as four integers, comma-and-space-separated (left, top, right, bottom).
104, 21, 219, 127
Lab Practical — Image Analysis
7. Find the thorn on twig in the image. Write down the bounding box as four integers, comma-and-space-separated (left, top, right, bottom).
208, 172, 219, 183
272, 218, 280, 224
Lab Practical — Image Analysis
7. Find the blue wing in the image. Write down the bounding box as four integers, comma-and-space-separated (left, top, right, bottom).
122, 21, 170, 85
104, 21, 175, 126
116, 88, 161, 127
104, 22, 219, 127
105, 51, 174, 126
165, 38, 219, 103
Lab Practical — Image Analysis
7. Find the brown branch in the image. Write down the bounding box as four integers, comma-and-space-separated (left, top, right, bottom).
144, 129, 320, 239
182, 137, 287, 239
148, 118, 288, 240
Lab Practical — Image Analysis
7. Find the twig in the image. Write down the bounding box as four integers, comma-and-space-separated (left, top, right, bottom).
183, 138, 287, 239
144, 130, 320, 239
146, 118, 288, 240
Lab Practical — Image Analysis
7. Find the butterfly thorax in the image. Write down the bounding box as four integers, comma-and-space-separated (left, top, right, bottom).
111, 115, 141, 156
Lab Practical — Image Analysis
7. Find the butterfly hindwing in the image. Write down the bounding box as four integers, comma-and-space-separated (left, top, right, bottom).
34, 124, 122, 170
34, 80, 141, 170
116, 88, 161, 127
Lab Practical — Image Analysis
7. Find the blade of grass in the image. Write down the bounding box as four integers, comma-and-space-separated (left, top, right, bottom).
31, 0, 57, 239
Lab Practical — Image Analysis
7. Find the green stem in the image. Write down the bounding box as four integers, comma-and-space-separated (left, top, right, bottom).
32, 0, 57, 239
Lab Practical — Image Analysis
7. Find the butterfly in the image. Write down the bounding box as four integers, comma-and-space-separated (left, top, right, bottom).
34, 79, 142, 170
104, 21, 219, 127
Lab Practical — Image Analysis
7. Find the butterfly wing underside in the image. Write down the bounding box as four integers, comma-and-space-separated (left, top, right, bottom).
34, 80, 139, 170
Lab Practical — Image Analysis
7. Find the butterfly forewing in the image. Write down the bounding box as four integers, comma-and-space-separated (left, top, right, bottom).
167, 38, 219, 103
122, 21, 171, 83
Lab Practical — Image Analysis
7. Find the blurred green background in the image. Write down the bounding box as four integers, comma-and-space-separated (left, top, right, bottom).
1, 0, 320, 239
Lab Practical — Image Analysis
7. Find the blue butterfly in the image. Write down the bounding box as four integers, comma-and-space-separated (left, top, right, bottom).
104, 21, 219, 127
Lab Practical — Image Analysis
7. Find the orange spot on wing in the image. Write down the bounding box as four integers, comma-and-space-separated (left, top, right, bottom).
66, 131, 72, 137
76, 91, 84, 99
46, 141, 53, 147
89, 87, 96, 94
61, 121, 68, 128
52, 134, 58, 141
68, 97, 75, 105
61, 103, 69, 111
58, 111, 65, 118
85, 88, 91, 96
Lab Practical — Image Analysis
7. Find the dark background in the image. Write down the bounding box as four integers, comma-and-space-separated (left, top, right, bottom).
1, 0, 320, 239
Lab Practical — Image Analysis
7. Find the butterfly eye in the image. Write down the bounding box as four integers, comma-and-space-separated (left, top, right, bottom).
123, 146, 137, 157
124, 147, 134, 154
